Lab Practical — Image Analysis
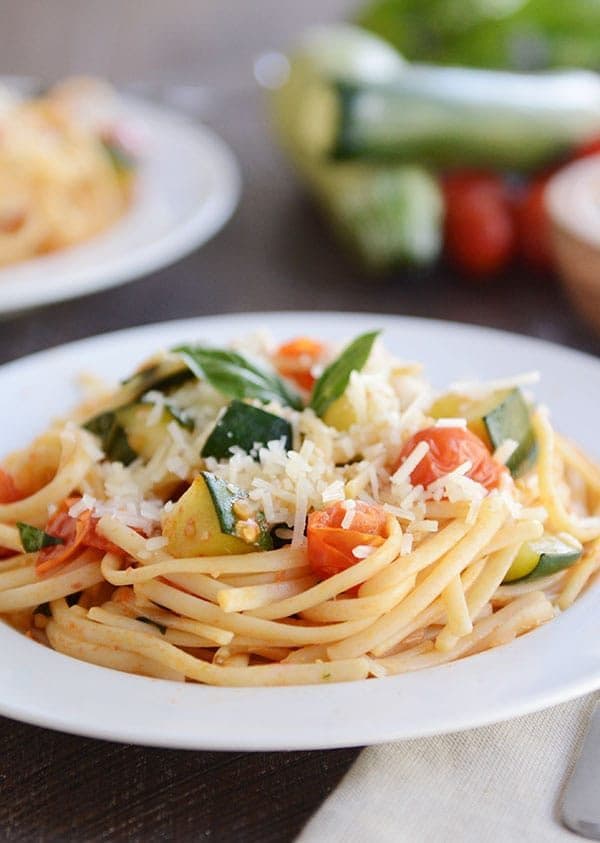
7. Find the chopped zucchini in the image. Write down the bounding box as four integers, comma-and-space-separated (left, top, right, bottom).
201, 400, 292, 460
83, 411, 137, 466
120, 358, 194, 404
116, 403, 192, 463
163, 472, 272, 557
429, 388, 536, 477
84, 400, 192, 465
323, 394, 357, 431
503, 534, 582, 583
483, 390, 537, 477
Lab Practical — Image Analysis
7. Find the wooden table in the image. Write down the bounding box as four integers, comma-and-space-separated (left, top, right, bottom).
1, 19, 600, 843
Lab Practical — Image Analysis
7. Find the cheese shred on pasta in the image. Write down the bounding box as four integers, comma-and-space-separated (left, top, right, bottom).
1, 331, 599, 687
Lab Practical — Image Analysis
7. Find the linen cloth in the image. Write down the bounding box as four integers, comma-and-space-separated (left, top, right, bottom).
298, 693, 598, 842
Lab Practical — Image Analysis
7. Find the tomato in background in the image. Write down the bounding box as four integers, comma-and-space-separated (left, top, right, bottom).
442, 171, 516, 278
513, 176, 554, 273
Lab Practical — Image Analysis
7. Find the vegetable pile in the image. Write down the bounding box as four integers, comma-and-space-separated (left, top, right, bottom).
267, 23, 600, 278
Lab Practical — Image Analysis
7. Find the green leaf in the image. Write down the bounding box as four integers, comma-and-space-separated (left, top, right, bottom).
201, 400, 292, 460
17, 522, 64, 553
83, 410, 138, 466
173, 345, 303, 410
309, 331, 380, 417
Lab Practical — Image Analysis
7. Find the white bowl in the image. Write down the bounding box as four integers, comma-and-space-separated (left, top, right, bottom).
546, 154, 600, 335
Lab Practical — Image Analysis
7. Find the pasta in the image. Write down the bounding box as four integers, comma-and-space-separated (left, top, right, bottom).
0, 78, 134, 266
1, 330, 599, 686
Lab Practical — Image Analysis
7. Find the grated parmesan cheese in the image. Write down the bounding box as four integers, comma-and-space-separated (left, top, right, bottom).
493, 438, 519, 465
391, 441, 430, 485
351, 545, 376, 559
341, 500, 357, 530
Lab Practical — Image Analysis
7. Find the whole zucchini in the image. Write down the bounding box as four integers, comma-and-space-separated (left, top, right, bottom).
326, 67, 600, 170
268, 25, 444, 270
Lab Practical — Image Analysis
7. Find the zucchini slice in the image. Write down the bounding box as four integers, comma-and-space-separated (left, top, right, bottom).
201, 400, 292, 460
429, 388, 536, 477
117, 403, 192, 463
482, 390, 536, 477
503, 534, 582, 583
120, 358, 194, 404
83, 411, 137, 466
163, 472, 272, 557
84, 401, 192, 465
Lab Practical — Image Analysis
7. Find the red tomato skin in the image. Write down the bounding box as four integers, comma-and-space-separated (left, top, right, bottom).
36, 498, 121, 574
274, 337, 325, 391
307, 501, 387, 579
395, 427, 505, 491
514, 177, 554, 272
442, 171, 516, 278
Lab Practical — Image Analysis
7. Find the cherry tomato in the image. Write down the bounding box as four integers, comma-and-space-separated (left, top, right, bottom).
442, 171, 516, 278
0, 467, 22, 504
514, 176, 554, 273
274, 337, 326, 391
395, 427, 505, 490
307, 500, 387, 579
36, 497, 121, 574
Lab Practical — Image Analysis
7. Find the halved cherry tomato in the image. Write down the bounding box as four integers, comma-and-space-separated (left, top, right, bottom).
36, 497, 121, 574
307, 500, 387, 579
274, 337, 326, 391
0, 467, 22, 504
442, 171, 516, 278
395, 427, 505, 491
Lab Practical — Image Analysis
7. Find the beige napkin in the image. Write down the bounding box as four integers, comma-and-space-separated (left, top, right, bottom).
298, 694, 598, 843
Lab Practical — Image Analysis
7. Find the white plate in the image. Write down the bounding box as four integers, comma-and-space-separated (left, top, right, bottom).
0, 97, 240, 315
2, 312, 600, 750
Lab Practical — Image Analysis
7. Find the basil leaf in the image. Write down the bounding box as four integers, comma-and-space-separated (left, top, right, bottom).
173, 345, 302, 410
309, 331, 380, 417
83, 411, 138, 465
17, 522, 64, 553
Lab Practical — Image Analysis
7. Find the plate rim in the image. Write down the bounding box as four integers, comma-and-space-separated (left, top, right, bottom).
1, 310, 600, 750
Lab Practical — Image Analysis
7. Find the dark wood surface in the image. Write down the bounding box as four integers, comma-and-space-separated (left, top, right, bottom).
1, 81, 599, 843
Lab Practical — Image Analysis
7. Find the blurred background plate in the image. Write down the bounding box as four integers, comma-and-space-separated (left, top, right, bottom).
0, 92, 240, 315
